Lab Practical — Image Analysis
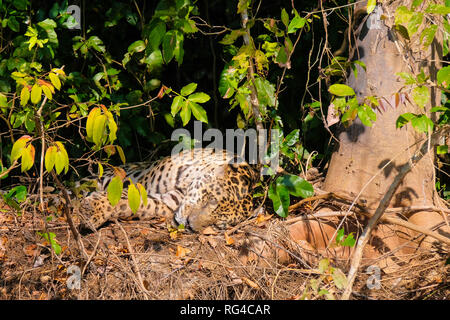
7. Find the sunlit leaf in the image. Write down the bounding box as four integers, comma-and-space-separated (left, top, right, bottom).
107, 176, 123, 207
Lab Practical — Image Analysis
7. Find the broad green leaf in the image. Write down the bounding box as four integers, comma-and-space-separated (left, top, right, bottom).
411, 114, 433, 133
148, 21, 166, 51
144, 49, 163, 72
287, 13, 306, 34
318, 258, 330, 273
407, 12, 423, 36
171, 96, 184, 116
93, 114, 107, 146
336, 228, 345, 243
367, 0, 377, 14
180, 82, 197, 96
358, 104, 377, 127
86, 107, 101, 141
395, 6, 412, 25
268, 182, 290, 218
98, 162, 104, 179
107, 176, 123, 207
412, 86, 429, 108
254, 77, 276, 107
136, 183, 148, 206
437, 66, 450, 87
162, 30, 176, 63
7, 16, 19, 32
425, 4, 450, 15
277, 174, 314, 199
328, 84, 355, 96
396, 72, 416, 85
21, 144, 34, 172
11, 135, 31, 161
284, 129, 299, 146
281, 8, 289, 27
41, 84, 53, 100
219, 29, 246, 45
128, 40, 146, 54
116, 145, 126, 164
49, 72, 61, 90
188, 92, 210, 103
45, 146, 57, 172
30, 84, 42, 104
421, 25, 437, 48
437, 145, 448, 155
20, 86, 30, 106
396, 112, 416, 128
128, 182, 141, 214
189, 101, 208, 123
331, 268, 348, 289
180, 101, 191, 126
55, 142, 69, 174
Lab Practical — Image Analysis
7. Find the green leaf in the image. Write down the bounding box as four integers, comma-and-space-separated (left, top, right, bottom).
281, 8, 289, 28
254, 77, 276, 107
11, 136, 31, 161
45, 146, 57, 172
396, 72, 416, 85
49, 72, 61, 90
127, 40, 146, 54
128, 181, 141, 214
331, 268, 348, 289
116, 145, 126, 164
396, 112, 416, 128
137, 183, 148, 206
420, 25, 437, 48
407, 12, 423, 36
437, 66, 450, 87
284, 129, 299, 146
268, 181, 290, 218
180, 82, 198, 96
189, 101, 208, 123
425, 4, 450, 15
162, 30, 176, 63
107, 176, 123, 207
30, 84, 42, 104
342, 233, 356, 247
180, 101, 191, 126
437, 145, 448, 155
144, 49, 163, 72
171, 96, 184, 116
411, 114, 433, 133
148, 21, 166, 51
93, 114, 107, 146
55, 142, 69, 174
277, 174, 314, 199
188, 92, 210, 103
7, 16, 19, 32
20, 86, 29, 106
318, 258, 330, 273
86, 107, 101, 141
412, 86, 429, 108
367, 0, 377, 14
20, 145, 34, 172
358, 104, 377, 127
287, 13, 306, 34
219, 29, 246, 45
328, 84, 355, 96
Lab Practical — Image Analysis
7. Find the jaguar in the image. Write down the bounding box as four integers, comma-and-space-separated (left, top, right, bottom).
76, 148, 259, 232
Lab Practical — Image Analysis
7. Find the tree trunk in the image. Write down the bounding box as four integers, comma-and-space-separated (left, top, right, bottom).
281, 1, 449, 271
324, 1, 444, 217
